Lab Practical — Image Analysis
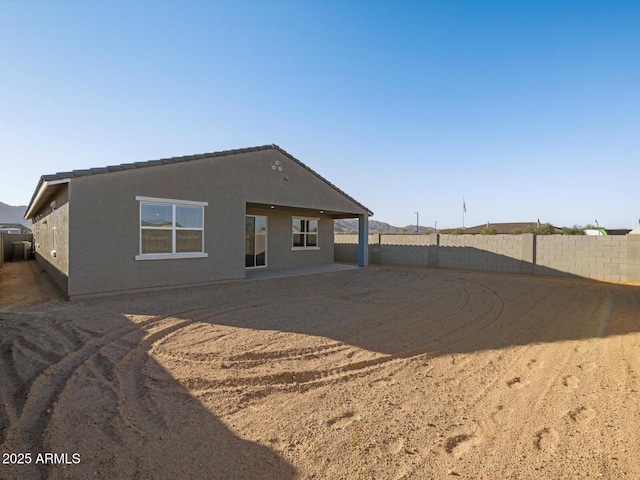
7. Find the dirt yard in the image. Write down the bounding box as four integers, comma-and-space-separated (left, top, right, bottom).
1, 260, 639, 479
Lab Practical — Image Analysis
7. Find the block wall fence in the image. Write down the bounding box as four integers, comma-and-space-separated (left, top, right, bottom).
334, 233, 640, 283
0, 233, 34, 267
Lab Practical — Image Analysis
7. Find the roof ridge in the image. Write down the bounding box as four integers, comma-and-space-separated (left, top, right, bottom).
26, 144, 372, 219
45, 144, 278, 179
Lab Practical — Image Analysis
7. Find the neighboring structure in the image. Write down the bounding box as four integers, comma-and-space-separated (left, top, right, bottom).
439, 222, 562, 234
0, 223, 32, 234
24, 145, 372, 299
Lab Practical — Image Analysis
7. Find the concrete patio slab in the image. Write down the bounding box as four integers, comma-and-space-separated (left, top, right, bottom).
244, 263, 358, 281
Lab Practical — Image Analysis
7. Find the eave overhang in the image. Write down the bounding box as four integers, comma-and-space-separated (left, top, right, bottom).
24, 177, 70, 220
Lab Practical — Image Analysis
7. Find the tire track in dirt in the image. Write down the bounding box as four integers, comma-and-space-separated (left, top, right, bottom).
0, 342, 24, 440
228, 342, 352, 363
0, 317, 87, 449
106, 270, 504, 428
109, 303, 288, 439
160, 274, 507, 414
115, 319, 196, 436
392, 277, 505, 359
348, 279, 472, 348
0, 307, 207, 479
13, 336, 64, 368
157, 340, 351, 365
331, 273, 500, 360
52, 323, 85, 352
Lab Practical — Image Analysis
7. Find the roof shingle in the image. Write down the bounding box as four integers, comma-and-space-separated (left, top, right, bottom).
26, 144, 373, 219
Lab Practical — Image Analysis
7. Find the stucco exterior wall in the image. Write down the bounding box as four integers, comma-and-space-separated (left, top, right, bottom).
32, 187, 70, 293
246, 207, 334, 269
63, 149, 366, 298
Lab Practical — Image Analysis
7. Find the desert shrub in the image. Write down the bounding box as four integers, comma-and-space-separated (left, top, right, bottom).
524, 223, 555, 235
451, 228, 465, 235
481, 226, 497, 235
562, 225, 585, 235
539, 223, 556, 235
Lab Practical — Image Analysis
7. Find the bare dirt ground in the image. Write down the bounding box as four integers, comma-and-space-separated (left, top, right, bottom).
1, 260, 640, 479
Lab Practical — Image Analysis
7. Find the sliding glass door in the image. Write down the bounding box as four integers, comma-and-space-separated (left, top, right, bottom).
245, 215, 267, 268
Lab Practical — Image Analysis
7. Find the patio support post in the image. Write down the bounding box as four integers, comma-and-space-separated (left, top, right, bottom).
357, 214, 369, 267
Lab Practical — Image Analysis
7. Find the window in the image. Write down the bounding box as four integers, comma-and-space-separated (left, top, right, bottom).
135, 196, 208, 260
292, 217, 319, 249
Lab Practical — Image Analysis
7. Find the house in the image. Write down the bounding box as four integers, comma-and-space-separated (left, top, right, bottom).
439, 222, 562, 234
24, 145, 372, 299
0, 223, 32, 234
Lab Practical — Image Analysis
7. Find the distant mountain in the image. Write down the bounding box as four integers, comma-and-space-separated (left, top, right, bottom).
400, 225, 433, 234
0, 202, 28, 224
334, 219, 433, 234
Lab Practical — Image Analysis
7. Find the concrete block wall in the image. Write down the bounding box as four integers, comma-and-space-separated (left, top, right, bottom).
438, 234, 527, 273
379, 234, 437, 246
374, 244, 430, 267
335, 234, 378, 245
1, 233, 34, 263
535, 235, 628, 282
334, 233, 640, 283
627, 235, 640, 281
376, 234, 436, 267
334, 234, 376, 263
334, 242, 358, 263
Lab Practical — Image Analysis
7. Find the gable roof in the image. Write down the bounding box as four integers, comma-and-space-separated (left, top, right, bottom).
0, 223, 31, 233
25, 144, 373, 219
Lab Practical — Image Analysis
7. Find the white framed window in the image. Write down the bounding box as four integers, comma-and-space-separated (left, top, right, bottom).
135, 196, 208, 260
292, 217, 319, 250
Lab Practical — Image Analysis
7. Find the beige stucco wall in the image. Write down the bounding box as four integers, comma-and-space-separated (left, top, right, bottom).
246, 206, 334, 268
32, 186, 70, 293
63, 148, 366, 298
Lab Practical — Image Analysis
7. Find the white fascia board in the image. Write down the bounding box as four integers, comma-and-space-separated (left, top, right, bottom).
25, 178, 70, 220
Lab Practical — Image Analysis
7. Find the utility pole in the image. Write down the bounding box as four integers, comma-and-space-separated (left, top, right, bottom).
415, 212, 419, 233
434, 220, 438, 235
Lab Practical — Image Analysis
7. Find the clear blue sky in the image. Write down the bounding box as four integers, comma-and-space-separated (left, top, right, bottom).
1, 0, 639, 229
